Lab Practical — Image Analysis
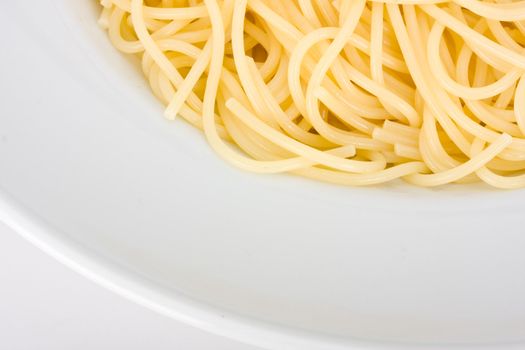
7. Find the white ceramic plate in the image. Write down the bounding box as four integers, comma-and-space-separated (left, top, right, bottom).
1, 2, 524, 349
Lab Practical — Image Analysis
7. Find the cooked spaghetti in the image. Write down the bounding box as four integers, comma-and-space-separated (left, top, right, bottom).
98, 0, 525, 188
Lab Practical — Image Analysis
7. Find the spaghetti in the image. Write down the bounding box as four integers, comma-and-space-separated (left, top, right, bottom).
98, 0, 525, 188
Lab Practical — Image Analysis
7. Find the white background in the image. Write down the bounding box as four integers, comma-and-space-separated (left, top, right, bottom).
0, 222, 259, 350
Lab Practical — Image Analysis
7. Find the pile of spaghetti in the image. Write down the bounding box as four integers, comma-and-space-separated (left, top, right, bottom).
98, 0, 525, 188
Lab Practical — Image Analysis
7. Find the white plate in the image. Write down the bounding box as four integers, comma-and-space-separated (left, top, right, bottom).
1, 2, 524, 349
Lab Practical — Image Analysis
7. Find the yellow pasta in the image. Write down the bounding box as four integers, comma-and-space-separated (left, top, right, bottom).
98, 0, 525, 188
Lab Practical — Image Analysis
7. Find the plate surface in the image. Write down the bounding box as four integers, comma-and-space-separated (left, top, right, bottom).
1, 2, 524, 349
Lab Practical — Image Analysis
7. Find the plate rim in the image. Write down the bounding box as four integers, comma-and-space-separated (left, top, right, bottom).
2, 187, 525, 350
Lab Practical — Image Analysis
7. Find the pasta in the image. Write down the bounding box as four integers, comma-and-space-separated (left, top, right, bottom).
97, 0, 525, 188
